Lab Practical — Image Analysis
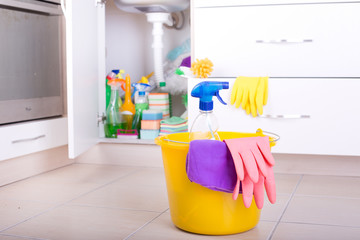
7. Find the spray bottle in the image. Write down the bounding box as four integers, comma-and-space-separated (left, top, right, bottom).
131, 83, 150, 137
189, 81, 229, 141
106, 70, 123, 110
120, 74, 135, 130
104, 79, 124, 138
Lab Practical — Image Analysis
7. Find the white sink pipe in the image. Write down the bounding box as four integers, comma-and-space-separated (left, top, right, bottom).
146, 13, 173, 88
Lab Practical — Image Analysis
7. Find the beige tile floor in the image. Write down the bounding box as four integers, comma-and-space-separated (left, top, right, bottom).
0, 162, 360, 240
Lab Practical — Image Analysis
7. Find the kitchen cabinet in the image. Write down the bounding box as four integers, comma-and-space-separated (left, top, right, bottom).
65, 0, 106, 159
0, 1, 189, 162
0, 118, 68, 162
190, 0, 360, 155
0, 0, 67, 162
188, 78, 360, 156
192, 1, 360, 78
65, 1, 190, 158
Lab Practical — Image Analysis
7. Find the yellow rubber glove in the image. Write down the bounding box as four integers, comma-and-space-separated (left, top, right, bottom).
231, 76, 251, 109
245, 99, 251, 115
231, 76, 269, 117
255, 77, 269, 116
241, 83, 249, 111
247, 77, 260, 117
255, 77, 265, 115
230, 77, 240, 105
263, 77, 269, 106
230, 77, 245, 108
255, 78, 264, 116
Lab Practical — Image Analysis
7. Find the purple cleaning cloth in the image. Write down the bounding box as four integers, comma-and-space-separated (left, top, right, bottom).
186, 140, 241, 193
180, 56, 191, 68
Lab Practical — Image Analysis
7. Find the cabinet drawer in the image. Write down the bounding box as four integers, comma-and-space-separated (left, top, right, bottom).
188, 78, 360, 156
0, 117, 68, 161
193, 2, 360, 77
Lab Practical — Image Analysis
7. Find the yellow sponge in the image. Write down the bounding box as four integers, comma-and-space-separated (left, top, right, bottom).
191, 58, 213, 78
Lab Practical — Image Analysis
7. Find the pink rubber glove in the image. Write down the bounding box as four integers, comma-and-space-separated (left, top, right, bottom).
241, 171, 254, 207
224, 136, 276, 208
224, 137, 262, 202
225, 136, 275, 181
255, 136, 276, 205
224, 136, 274, 183
241, 164, 276, 209
264, 165, 276, 205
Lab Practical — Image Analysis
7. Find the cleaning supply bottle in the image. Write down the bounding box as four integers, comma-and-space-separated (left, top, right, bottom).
131, 83, 150, 137
106, 70, 125, 110
189, 81, 229, 141
120, 74, 136, 130
104, 79, 124, 138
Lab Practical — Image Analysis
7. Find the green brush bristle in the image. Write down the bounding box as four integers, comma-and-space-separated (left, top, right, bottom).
175, 68, 184, 76
182, 94, 188, 108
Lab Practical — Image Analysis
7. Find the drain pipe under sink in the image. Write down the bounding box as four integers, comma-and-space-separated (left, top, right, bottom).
146, 12, 173, 88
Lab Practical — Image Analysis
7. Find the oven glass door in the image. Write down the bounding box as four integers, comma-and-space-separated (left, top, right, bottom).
0, 1, 63, 124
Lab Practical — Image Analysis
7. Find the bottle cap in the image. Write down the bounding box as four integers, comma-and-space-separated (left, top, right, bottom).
191, 81, 229, 111
111, 69, 120, 75
199, 101, 213, 111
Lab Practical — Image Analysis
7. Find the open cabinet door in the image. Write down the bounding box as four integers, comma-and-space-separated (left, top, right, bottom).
65, 0, 106, 159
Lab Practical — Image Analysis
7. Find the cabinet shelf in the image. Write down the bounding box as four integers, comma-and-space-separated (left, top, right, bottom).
99, 137, 156, 145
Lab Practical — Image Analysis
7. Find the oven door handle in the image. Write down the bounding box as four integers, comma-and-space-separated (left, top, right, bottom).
0, 0, 63, 15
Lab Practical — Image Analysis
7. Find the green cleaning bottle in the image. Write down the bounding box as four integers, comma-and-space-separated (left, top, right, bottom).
131, 83, 150, 138
104, 79, 123, 138
106, 70, 124, 109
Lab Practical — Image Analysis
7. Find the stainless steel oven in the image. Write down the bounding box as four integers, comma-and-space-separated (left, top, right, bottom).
0, 0, 64, 124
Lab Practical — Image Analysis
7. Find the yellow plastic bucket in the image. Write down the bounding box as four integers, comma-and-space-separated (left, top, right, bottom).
155, 131, 276, 235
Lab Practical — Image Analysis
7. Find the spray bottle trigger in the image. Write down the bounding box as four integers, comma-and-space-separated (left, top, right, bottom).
215, 91, 227, 105
119, 79, 126, 92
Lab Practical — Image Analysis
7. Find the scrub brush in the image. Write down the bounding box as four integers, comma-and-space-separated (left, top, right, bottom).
191, 58, 213, 78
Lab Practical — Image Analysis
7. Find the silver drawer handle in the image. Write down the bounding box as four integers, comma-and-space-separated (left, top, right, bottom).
256, 39, 313, 44
12, 134, 46, 144
259, 114, 310, 119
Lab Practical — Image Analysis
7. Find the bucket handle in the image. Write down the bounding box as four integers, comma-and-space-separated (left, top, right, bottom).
162, 130, 280, 145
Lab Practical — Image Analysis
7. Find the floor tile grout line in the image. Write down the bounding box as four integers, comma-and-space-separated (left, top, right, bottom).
66, 202, 165, 213
274, 172, 360, 178
0, 166, 160, 204
74, 162, 164, 170
0, 232, 50, 240
279, 220, 360, 229
65, 167, 144, 201
0, 199, 65, 233
0, 168, 143, 233
123, 208, 170, 240
267, 174, 304, 240
0, 163, 143, 197
292, 194, 360, 200
0, 163, 75, 189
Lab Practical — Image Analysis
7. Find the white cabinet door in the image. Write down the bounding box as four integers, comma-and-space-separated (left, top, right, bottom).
188, 78, 360, 156
192, 2, 360, 77
66, 0, 106, 158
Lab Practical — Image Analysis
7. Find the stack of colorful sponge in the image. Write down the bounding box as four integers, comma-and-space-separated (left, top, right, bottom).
148, 93, 170, 119
140, 110, 163, 140
159, 116, 188, 136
